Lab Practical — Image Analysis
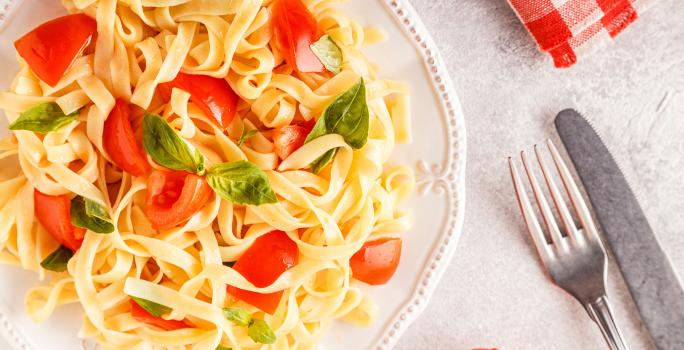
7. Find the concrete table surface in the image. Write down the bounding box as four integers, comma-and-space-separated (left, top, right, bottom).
396, 0, 683, 349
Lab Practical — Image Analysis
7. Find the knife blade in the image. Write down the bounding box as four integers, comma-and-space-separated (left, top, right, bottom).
555, 108, 684, 350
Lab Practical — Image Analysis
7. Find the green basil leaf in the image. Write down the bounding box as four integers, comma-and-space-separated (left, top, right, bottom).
131, 296, 172, 318
220, 307, 275, 344
215, 346, 232, 350
9, 102, 78, 133
206, 161, 277, 205
70, 196, 114, 234
248, 319, 276, 344
222, 307, 252, 327
310, 35, 343, 74
303, 116, 336, 173
237, 128, 258, 146
142, 113, 205, 174
310, 148, 336, 174
302, 79, 368, 172
322, 78, 369, 149
303, 114, 327, 144
40, 245, 73, 272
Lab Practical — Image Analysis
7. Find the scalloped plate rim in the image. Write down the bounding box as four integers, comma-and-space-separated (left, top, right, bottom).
371, 1, 466, 349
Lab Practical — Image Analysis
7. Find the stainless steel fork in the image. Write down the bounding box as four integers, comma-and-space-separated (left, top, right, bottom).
508, 140, 628, 350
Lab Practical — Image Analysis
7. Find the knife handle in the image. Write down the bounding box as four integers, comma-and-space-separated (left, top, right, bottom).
586, 295, 629, 350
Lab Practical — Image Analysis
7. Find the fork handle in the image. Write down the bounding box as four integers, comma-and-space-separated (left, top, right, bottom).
586, 295, 629, 350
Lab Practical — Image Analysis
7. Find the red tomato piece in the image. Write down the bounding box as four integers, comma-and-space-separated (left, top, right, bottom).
158, 73, 239, 129
145, 170, 212, 230
273, 121, 315, 160
34, 190, 85, 252
227, 230, 299, 314
103, 99, 150, 176
350, 238, 402, 285
272, 0, 325, 73
130, 300, 190, 331
14, 14, 97, 87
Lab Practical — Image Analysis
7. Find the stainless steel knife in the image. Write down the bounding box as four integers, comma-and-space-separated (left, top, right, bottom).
555, 108, 684, 350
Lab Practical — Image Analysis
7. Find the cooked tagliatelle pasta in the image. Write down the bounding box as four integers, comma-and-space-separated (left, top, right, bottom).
0, 0, 414, 348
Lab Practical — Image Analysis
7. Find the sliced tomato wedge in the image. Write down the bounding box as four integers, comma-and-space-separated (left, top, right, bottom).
350, 238, 402, 285
34, 190, 85, 252
273, 121, 315, 160
227, 230, 299, 314
14, 14, 97, 87
130, 300, 190, 331
103, 99, 150, 176
272, 0, 325, 73
145, 170, 212, 230
158, 73, 239, 129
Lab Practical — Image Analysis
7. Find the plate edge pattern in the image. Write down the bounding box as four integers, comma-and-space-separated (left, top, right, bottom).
372, 1, 467, 349
0, 295, 30, 350
0, 1, 468, 349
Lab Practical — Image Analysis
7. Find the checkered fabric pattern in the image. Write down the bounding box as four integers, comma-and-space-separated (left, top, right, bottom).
509, 0, 652, 68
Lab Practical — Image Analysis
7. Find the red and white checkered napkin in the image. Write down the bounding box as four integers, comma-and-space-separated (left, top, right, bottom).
509, 0, 651, 68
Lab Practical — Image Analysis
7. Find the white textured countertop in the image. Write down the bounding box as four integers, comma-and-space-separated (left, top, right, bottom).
396, 0, 683, 349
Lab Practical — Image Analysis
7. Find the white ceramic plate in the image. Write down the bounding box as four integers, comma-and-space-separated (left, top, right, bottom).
0, 0, 466, 349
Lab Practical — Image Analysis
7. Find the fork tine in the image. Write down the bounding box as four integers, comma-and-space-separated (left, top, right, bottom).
508, 158, 552, 260
547, 140, 602, 241
533, 145, 581, 240
520, 151, 566, 247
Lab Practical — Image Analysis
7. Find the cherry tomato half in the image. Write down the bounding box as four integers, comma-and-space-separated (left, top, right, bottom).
227, 230, 299, 314
350, 238, 402, 285
273, 121, 315, 160
145, 170, 213, 230
14, 14, 97, 86
130, 300, 190, 331
158, 73, 239, 129
272, 0, 325, 73
34, 190, 85, 251
103, 99, 150, 176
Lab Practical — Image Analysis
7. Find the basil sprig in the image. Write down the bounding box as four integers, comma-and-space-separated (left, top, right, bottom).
206, 161, 277, 205
9, 102, 78, 133
143, 113, 205, 175
310, 35, 343, 74
70, 196, 114, 234
215, 346, 232, 350
222, 307, 276, 344
222, 307, 251, 327
40, 245, 73, 272
248, 319, 276, 344
131, 296, 172, 318
304, 78, 369, 172
142, 114, 276, 206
